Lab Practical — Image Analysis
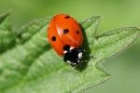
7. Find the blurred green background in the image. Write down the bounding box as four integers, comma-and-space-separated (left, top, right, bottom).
0, 0, 140, 93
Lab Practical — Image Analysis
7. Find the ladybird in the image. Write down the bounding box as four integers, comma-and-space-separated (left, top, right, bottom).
47, 14, 84, 66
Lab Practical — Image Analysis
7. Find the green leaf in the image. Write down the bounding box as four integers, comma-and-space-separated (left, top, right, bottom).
92, 27, 140, 64
0, 12, 139, 93
16, 17, 51, 44
0, 12, 16, 53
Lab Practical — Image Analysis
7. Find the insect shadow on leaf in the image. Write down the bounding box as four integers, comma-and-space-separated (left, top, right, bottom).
75, 25, 91, 71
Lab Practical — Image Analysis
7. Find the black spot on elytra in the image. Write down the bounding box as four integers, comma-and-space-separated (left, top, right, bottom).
52, 36, 56, 41
65, 15, 70, 19
76, 30, 79, 34
63, 29, 69, 34
63, 45, 70, 51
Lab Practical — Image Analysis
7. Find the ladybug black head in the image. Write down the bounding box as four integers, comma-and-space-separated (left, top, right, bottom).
63, 47, 83, 67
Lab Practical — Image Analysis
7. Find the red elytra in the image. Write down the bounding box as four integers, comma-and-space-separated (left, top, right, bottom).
47, 14, 84, 66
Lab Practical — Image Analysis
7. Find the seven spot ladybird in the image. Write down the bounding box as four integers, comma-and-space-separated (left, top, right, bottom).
47, 14, 84, 67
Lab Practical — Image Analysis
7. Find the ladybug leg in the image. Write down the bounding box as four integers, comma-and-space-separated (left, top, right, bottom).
64, 59, 78, 67
70, 62, 77, 67
66, 60, 72, 65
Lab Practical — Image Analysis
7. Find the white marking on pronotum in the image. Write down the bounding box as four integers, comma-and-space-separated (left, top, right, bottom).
70, 47, 74, 51
78, 52, 83, 59
63, 50, 68, 54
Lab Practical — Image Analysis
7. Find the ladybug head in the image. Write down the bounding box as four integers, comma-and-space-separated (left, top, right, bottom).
63, 45, 83, 67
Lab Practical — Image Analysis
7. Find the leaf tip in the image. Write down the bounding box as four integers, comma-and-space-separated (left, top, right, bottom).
0, 11, 11, 23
